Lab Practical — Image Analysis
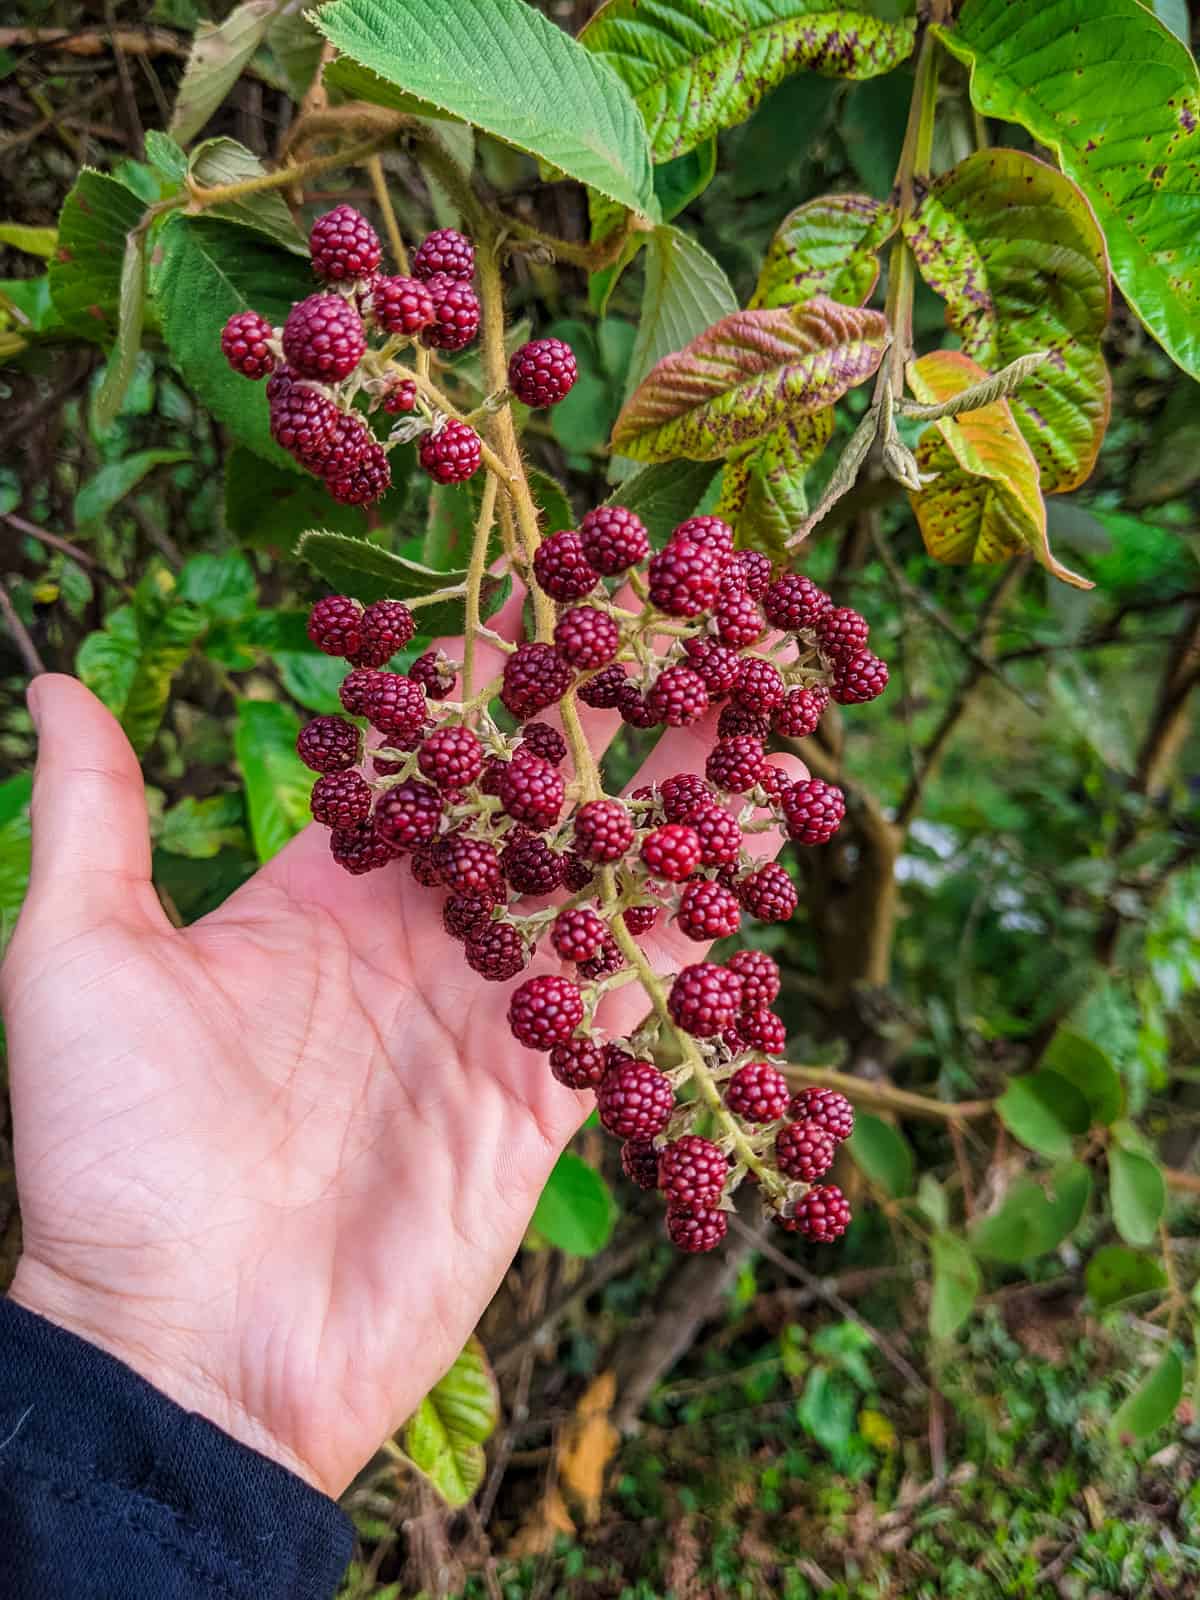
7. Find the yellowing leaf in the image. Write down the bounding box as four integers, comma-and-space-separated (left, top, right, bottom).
751, 193, 896, 311
558, 1371, 620, 1524
717, 409, 834, 558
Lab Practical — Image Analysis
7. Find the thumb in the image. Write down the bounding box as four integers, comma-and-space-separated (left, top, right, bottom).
20, 674, 159, 932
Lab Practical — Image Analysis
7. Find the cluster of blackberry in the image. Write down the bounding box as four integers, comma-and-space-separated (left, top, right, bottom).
219, 205, 577, 505
298, 505, 887, 1249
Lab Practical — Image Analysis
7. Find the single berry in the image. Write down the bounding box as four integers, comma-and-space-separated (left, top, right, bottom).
412, 228, 475, 282
574, 798, 634, 863
563, 851, 594, 892
410, 843, 444, 887
317, 411, 371, 479
372, 274, 436, 335
660, 773, 714, 824
578, 505, 650, 576
722, 549, 773, 598
787, 1087, 854, 1143
297, 714, 361, 773
383, 378, 418, 414
715, 591, 766, 649
737, 862, 798, 923
309, 204, 382, 282
659, 1135, 727, 1208
597, 1058, 674, 1138
339, 665, 379, 715
577, 662, 626, 708
418, 724, 483, 790
533, 530, 599, 602
685, 637, 743, 697
283, 293, 366, 382
727, 949, 780, 1012
443, 892, 493, 941
363, 672, 427, 738
672, 515, 734, 568
350, 599, 415, 666
518, 722, 567, 766
509, 338, 578, 407
706, 735, 766, 794
780, 1184, 852, 1242
465, 921, 528, 982
666, 1205, 728, 1253
668, 962, 744, 1036
501, 642, 573, 720
221, 310, 275, 379
816, 606, 870, 661
756, 763, 790, 804
310, 770, 373, 827
733, 657, 785, 714
641, 823, 701, 882
419, 419, 482, 483
741, 1007, 786, 1055
550, 1037, 608, 1090
776, 1120, 837, 1182
270, 378, 340, 466
831, 649, 889, 705
498, 753, 564, 829
578, 935, 624, 980
326, 441, 391, 507
309, 595, 367, 665
646, 665, 709, 727
726, 1061, 790, 1123
617, 683, 659, 729
647, 539, 722, 618
623, 904, 659, 935
409, 650, 457, 700
330, 819, 395, 875
773, 686, 828, 739
436, 834, 503, 900
551, 907, 608, 963
677, 879, 741, 940
762, 573, 831, 632
692, 805, 743, 866
621, 1138, 661, 1190
781, 778, 846, 846
552, 608, 618, 672
501, 831, 564, 896
421, 277, 481, 350
717, 704, 770, 741
508, 974, 584, 1050
372, 779, 443, 849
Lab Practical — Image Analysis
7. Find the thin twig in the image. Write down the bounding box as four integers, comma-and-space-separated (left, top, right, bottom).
365, 154, 409, 273
4, 513, 97, 569
0, 580, 47, 676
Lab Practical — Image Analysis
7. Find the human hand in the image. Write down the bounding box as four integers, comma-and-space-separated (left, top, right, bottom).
1, 620, 802, 1498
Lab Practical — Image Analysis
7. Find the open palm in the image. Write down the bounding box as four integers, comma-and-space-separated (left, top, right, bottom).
1, 648, 800, 1498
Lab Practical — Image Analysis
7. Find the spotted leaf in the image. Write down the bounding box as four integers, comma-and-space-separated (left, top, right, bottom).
717, 409, 834, 559
751, 193, 896, 311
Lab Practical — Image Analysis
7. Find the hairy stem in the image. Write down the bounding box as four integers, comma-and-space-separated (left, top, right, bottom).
463, 473, 499, 702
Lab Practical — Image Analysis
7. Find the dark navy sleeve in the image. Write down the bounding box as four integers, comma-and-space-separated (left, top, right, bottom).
0, 1297, 354, 1599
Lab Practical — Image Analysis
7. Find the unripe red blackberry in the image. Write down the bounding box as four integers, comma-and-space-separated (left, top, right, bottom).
508, 337, 578, 407
410, 842, 444, 887
578, 504, 650, 575
706, 735, 766, 794
762, 573, 831, 632
221, 310, 275, 379
737, 862, 798, 923
659, 1135, 727, 1207
781, 778, 846, 846
715, 591, 766, 648
517, 722, 567, 766
501, 642, 573, 720
646, 665, 709, 727
330, 818, 395, 875
576, 663, 626, 708
508, 973, 584, 1050
550, 1036, 607, 1090
465, 920, 528, 982
501, 831, 564, 896
350, 599, 416, 667
596, 1057, 674, 1138
532, 530, 599, 602
623, 904, 659, 935
363, 672, 427, 738
717, 705, 770, 741
443, 891, 492, 941
578, 934, 624, 981
372, 778, 443, 849
326, 441, 391, 507
672, 514, 735, 567
498, 753, 564, 829
371, 273, 436, 335
308, 593, 363, 661
574, 798, 634, 863
677, 879, 741, 940
668, 962, 744, 1036
727, 949, 781, 1012
788, 1086, 855, 1145
552, 607, 619, 671
435, 834, 503, 900
831, 648, 889, 704
726, 1061, 790, 1123
316, 411, 371, 479
741, 1007, 786, 1055
551, 907, 608, 963
563, 850, 594, 892
780, 1184, 852, 1242
666, 1204, 728, 1253
692, 805, 743, 866
641, 823, 701, 882
733, 656, 785, 713
412, 227, 474, 282
773, 686, 828, 739
409, 650, 457, 700
816, 605, 869, 661
647, 538, 722, 618
722, 549, 773, 598
418, 724, 483, 790
420, 277, 480, 350
419, 418, 482, 483
684, 637, 743, 697
271, 378, 341, 465
338, 665, 379, 715
383, 378, 417, 414
660, 773, 713, 824
776, 1119, 837, 1182
309, 204, 382, 282
283, 293, 366, 381
297, 714, 362, 774
617, 683, 659, 729
621, 1138, 661, 1190
310, 770, 373, 827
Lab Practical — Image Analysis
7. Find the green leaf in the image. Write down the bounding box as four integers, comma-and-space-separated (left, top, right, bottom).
904, 148, 1110, 492
0, 223, 57, 258
275, 650, 349, 714
1040, 1028, 1123, 1126
612, 296, 887, 462
298, 530, 501, 638
233, 698, 312, 862
1109, 1146, 1166, 1247
622, 225, 738, 418
938, 0, 1200, 381
0, 772, 32, 953
403, 1338, 498, 1507
846, 1111, 914, 1199
1111, 1350, 1183, 1440
159, 792, 248, 859
74, 449, 191, 527
1086, 1244, 1168, 1309
49, 169, 147, 340
187, 138, 308, 253
580, 0, 916, 162
527, 468, 574, 541
530, 1151, 616, 1257
318, 0, 658, 220
995, 1069, 1091, 1160
653, 138, 717, 220
716, 410, 833, 559
154, 216, 314, 468
929, 1231, 982, 1340
92, 230, 148, 430
603, 459, 720, 547
177, 551, 257, 621
224, 446, 368, 549
751, 193, 895, 311
971, 1161, 1092, 1264
265, 10, 326, 100
170, 0, 279, 145
144, 130, 189, 184
77, 599, 207, 756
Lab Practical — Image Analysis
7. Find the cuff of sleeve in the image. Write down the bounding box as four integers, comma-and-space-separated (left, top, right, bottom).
0, 1297, 354, 1600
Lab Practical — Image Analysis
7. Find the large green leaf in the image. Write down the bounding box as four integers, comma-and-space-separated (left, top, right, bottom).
938, 0, 1200, 380
77, 599, 208, 756
904, 149, 1111, 492
622, 224, 738, 413
158, 793, 249, 859
581, 0, 916, 162
603, 458, 720, 547
49, 169, 146, 340
1086, 1244, 1168, 1309
0, 772, 32, 953
1040, 1028, 1123, 1126
995, 1069, 1091, 1161
1109, 1146, 1166, 1247
970, 1161, 1092, 1264
233, 699, 312, 862
929, 1231, 982, 1341
716, 409, 833, 559
403, 1338, 498, 1507
318, 0, 657, 220
751, 193, 895, 311
187, 138, 308, 254
612, 296, 887, 462
530, 1151, 616, 1257
224, 447, 368, 549
170, 0, 279, 145
846, 1111, 914, 1199
1111, 1350, 1183, 1441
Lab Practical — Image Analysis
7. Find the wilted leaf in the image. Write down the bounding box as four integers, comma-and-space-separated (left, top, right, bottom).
170, 0, 279, 145
751, 193, 895, 311
558, 1371, 619, 1524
